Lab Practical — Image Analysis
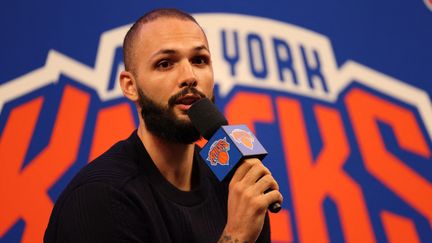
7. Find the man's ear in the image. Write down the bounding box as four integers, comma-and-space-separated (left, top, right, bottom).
120, 71, 139, 101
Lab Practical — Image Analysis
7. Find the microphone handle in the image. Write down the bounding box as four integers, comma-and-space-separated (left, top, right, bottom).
269, 202, 282, 213
264, 188, 281, 213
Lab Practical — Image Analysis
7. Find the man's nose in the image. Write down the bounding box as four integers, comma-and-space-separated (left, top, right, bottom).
178, 61, 198, 87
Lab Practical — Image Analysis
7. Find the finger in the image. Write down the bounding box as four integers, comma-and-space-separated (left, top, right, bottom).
261, 189, 283, 208
241, 162, 271, 186
230, 158, 261, 183
253, 174, 279, 194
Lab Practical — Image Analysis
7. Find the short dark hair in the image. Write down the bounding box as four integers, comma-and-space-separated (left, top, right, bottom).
123, 8, 202, 73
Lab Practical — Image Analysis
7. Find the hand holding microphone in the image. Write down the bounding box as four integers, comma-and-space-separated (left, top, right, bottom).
187, 98, 282, 213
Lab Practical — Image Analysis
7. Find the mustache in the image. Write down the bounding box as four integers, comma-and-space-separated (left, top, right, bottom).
168, 87, 207, 107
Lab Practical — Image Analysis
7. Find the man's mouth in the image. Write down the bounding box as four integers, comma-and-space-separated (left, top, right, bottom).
175, 94, 201, 111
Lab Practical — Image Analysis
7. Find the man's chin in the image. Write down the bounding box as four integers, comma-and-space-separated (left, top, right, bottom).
173, 108, 192, 122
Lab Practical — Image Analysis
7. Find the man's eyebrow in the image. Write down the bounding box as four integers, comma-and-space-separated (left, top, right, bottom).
150, 49, 177, 59
150, 45, 210, 59
194, 45, 210, 52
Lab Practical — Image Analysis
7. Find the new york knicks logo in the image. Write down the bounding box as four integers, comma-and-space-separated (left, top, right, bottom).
1, 12, 431, 243
207, 138, 230, 166
230, 128, 255, 150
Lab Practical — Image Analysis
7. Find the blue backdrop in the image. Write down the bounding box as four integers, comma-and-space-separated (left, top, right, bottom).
1, 1, 431, 242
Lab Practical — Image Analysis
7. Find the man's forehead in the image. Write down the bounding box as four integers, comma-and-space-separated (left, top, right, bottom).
131, 18, 209, 62
137, 17, 207, 43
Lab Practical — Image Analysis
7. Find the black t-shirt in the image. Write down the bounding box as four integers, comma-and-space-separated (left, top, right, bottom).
44, 131, 270, 242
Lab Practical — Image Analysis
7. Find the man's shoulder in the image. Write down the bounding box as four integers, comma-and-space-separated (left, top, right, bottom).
67, 131, 144, 192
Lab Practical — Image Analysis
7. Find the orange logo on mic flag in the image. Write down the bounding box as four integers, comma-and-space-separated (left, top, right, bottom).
230, 128, 255, 150
207, 138, 230, 166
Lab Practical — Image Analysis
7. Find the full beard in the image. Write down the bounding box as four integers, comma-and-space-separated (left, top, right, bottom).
137, 87, 211, 144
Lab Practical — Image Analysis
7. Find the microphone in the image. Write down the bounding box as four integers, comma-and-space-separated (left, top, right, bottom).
187, 98, 281, 213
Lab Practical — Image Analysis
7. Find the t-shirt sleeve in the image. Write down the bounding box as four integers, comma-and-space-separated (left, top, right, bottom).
54, 182, 149, 243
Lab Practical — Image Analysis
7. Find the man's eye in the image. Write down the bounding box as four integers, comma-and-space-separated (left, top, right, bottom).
192, 56, 209, 65
156, 60, 173, 69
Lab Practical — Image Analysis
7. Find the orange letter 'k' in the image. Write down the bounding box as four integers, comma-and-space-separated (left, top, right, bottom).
0, 85, 90, 243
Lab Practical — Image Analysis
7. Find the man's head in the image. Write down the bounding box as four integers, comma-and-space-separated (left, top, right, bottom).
123, 9, 204, 74
120, 8, 214, 144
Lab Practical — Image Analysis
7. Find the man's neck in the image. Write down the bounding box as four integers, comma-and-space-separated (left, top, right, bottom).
137, 125, 196, 191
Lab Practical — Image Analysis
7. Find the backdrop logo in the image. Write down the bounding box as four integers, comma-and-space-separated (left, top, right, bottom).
425, 0, 432, 11
0, 13, 431, 243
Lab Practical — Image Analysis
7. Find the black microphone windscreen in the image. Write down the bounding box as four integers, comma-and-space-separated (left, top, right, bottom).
187, 98, 228, 140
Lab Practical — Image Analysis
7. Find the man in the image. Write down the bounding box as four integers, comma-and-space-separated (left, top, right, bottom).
44, 8, 283, 243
